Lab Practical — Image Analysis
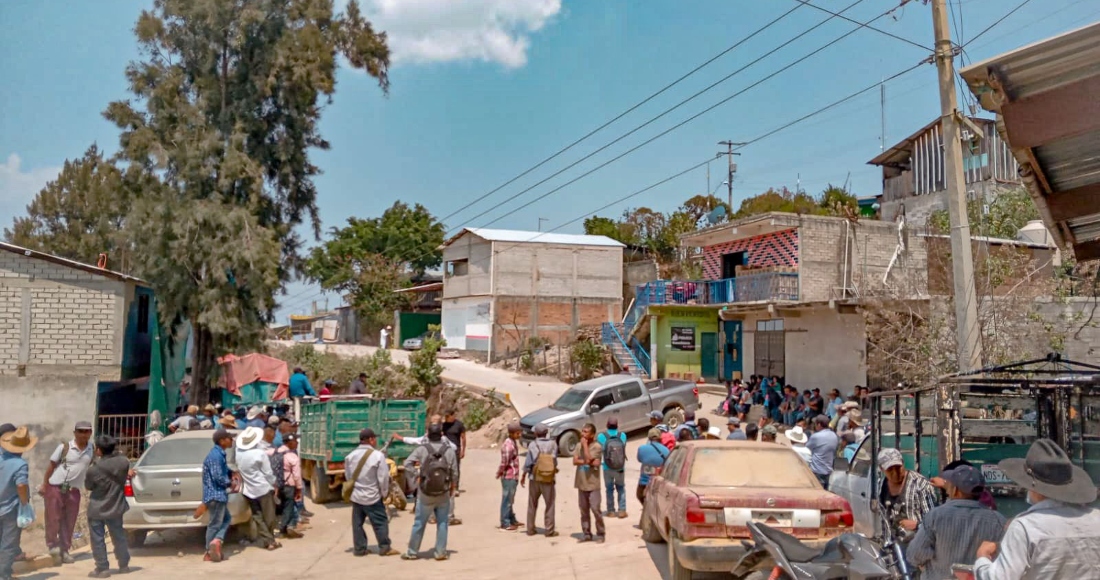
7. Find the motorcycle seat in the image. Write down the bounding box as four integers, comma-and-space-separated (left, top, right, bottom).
755, 524, 824, 563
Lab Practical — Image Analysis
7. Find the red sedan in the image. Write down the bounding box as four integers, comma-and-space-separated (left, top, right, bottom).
640, 440, 854, 580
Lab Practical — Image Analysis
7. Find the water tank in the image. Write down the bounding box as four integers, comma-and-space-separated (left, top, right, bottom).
1017, 220, 1053, 246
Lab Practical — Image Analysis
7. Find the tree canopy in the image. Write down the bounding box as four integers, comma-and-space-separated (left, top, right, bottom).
929, 187, 1039, 240
732, 185, 856, 219
5, 144, 133, 272
99, 0, 390, 403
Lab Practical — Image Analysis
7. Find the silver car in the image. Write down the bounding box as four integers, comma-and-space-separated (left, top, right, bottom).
123, 430, 251, 546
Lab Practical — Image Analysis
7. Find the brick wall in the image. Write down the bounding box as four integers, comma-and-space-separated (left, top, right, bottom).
493, 296, 619, 356
0, 251, 128, 379
700, 229, 798, 279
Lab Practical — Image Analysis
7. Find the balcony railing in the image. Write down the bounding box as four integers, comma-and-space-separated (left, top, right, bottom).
627, 272, 799, 325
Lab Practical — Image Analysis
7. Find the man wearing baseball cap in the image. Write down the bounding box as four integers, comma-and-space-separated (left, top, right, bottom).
973, 439, 1099, 579
906, 464, 1006, 579
877, 448, 938, 536
648, 411, 676, 451
40, 421, 94, 566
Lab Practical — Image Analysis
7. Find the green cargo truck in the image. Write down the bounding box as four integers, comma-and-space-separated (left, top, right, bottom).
298, 397, 427, 504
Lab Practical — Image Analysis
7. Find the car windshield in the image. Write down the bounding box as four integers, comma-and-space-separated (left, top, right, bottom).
549, 388, 590, 412
690, 448, 819, 488
139, 437, 223, 468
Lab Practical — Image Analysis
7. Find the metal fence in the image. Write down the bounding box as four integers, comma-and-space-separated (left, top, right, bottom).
97, 414, 148, 460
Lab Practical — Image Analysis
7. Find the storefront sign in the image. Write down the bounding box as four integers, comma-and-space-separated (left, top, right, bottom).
671, 326, 696, 351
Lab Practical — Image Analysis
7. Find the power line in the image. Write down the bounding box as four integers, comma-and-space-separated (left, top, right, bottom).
962, 0, 1036, 48
474, 0, 918, 228
791, 0, 931, 50
430, 3, 808, 228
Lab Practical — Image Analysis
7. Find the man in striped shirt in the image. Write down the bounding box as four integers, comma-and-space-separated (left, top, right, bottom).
906, 464, 1005, 579
878, 448, 938, 535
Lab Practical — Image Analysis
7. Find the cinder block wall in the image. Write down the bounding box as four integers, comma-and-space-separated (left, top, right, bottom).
798, 216, 927, 302
0, 252, 127, 380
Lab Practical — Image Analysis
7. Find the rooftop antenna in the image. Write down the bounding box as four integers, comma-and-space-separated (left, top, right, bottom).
538, 217, 548, 232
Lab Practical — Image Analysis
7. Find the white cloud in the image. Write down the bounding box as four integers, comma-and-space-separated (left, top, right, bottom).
0, 153, 59, 216
358, 0, 562, 68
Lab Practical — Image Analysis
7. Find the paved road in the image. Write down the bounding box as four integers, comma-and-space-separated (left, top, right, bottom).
49, 447, 730, 580
271, 341, 572, 415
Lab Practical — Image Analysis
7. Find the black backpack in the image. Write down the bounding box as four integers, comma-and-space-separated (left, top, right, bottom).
419, 443, 452, 496
603, 433, 627, 471
270, 450, 287, 489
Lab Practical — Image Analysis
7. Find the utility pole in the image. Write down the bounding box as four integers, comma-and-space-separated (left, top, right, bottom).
931, 0, 981, 468
717, 141, 746, 208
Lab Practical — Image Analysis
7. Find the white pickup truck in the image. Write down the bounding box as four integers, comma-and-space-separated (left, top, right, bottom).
518, 375, 699, 456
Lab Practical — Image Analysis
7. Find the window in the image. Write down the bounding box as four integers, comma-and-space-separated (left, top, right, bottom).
661, 449, 687, 483
445, 259, 469, 277
615, 382, 643, 402
756, 319, 784, 332
588, 390, 615, 411
851, 438, 873, 477
136, 294, 150, 334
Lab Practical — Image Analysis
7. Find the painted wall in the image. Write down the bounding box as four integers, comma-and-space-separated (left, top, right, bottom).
442, 234, 493, 298
0, 374, 99, 519
736, 306, 867, 391
700, 228, 799, 280
440, 295, 492, 351
654, 307, 719, 380
493, 243, 623, 299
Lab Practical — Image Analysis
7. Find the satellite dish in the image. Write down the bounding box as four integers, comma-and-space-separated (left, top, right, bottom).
706, 205, 727, 225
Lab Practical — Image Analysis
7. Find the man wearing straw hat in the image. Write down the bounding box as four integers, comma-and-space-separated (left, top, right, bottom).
973, 438, 1100, 579
1, 426, 37, 580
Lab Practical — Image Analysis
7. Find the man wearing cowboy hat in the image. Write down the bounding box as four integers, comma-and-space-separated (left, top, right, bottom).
785, 425, 812, 463
1, 426, 36, 580
839, 408, 865, 440
831, 400, 860, 431
169, 406, 201, 433
973, 439, 1100, 579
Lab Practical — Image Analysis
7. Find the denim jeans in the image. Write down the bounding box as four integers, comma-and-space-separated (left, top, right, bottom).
499, 478, 519, 527
0, 509, 21, 578
407, 495, 449, 558
279, 486, 299, 531
205, 500, 232, 550
88, 517, 129, 571
603, 469, 626, 513
351, 501, 391, 554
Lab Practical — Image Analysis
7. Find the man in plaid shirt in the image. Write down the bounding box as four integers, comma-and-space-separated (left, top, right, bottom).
877, 448, 939, 537
495, 423, 523, 531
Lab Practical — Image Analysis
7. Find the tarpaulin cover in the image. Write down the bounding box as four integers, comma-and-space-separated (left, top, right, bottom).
218, 381, 281, 409
217, 353, 290, 400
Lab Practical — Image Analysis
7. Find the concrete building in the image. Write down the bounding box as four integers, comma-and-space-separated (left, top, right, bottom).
440, 228, 624, 359
604, 213, 927, 390
869, 116, 1022, 226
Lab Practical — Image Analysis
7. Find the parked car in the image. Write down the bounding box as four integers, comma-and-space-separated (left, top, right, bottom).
518, 375, 699, 456
640, 440, 854, 580
123, 430, 251, 546
402, 330, 442, 351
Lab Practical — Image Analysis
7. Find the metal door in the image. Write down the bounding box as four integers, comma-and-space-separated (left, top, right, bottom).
721, 320, 743, 381
753, 319, 786, 378
700, 332, 719, 381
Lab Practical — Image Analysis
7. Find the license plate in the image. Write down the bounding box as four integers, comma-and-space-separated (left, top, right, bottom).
981, 464, 1011, 484
750, 511, 792, 527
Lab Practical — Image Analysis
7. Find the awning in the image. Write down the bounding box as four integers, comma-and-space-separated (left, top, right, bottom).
960, 21, 1100, 260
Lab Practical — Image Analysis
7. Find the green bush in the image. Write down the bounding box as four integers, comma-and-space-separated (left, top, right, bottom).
407, 324, 444, 397
570, 339, 605, 381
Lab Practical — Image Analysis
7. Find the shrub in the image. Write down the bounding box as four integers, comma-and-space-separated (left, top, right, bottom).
570, 339, 605, 381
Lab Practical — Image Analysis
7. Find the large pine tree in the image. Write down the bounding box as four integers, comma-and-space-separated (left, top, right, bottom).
104, 0, 390, 403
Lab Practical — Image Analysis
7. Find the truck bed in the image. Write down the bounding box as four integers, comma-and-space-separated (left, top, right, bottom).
298, 398, 426, 466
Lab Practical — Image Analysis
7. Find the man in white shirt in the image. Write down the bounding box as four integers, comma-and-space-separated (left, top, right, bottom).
236, 427, 278, 550
784, 426, 813, 463
39, 421, 94, 566
345, 428, 398, 557
974, 439, 1099, 579
380, 326, 391, 349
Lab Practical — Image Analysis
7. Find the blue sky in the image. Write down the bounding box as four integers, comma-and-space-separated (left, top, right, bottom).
2, 0, 1098, 319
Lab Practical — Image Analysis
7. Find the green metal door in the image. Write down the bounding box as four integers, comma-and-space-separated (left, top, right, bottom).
701, 332, 719, 381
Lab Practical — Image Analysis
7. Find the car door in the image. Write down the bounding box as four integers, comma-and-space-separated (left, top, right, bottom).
613, 381, 649, 431
654, 448, 687, 536
585, 387, 617, 428
828, 437, 875, 536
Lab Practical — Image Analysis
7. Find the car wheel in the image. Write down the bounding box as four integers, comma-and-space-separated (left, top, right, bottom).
664, 408, 685, 430
640, 496, 663, 543
668, 531, 693, 580
310, 466, 336, 504
125, 530, 147, 548
557, 430, 580, 457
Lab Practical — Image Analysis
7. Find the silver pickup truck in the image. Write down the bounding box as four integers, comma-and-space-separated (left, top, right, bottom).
519, 375, 699, 456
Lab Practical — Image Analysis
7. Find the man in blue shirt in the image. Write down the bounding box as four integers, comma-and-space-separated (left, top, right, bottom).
288, 368, 317, 399
635, 428, 669, 505
1, 425, 36, 580
806, 415, 839, 490
596, 418, 628, 518
201, 429, 234, 563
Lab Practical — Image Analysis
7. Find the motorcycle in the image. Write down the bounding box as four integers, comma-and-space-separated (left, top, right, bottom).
732, 522, 896, 580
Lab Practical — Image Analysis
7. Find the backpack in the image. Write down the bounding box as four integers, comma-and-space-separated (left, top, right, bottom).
419, 443, 452, 496
533, 443, 557, 484
269, 450, 286, 489
603, 433, 627, 471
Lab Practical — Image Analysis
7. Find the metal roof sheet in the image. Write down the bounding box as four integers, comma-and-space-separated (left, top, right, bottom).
0, 241, 147, 284
444, 227, 625, 248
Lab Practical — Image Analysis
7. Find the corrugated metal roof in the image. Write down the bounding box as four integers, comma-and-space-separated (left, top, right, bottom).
0, 241, 147, 284
443, 227, 625, 248
960, 21, 1100, 261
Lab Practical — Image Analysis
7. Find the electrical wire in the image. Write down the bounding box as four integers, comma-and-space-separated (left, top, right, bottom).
430, 3, 808, 228
474, 0, 922, 229
791, 0, 931, 50
460, 0, 880, 230
962, 0, 1037, 48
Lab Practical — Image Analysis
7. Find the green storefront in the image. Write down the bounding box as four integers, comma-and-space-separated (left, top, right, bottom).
652, 306, 721, 382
